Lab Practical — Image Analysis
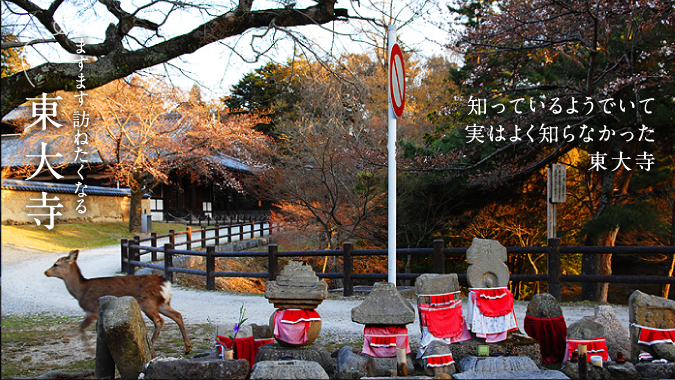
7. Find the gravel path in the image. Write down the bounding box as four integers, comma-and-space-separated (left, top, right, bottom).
1, 244, 631, 340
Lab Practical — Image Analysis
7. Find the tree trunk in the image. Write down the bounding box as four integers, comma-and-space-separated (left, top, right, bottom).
598, 228, 619, 302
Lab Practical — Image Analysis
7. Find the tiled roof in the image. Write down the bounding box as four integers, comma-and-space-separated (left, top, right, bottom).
1, 133, 105, 167
1, 178, 151, 198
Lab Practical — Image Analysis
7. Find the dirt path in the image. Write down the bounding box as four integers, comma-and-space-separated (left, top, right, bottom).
1, 243, 631, 334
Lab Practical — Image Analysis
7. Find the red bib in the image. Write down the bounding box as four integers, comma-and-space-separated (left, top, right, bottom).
470, 287, 514, 317
425, 353, 455, 367
419, 301, 464, 339
274, 309, 320, 345
524, 315, 567, 364
636, 325, 675, 345
565, 338, 609, 362
362, 326, 410, 358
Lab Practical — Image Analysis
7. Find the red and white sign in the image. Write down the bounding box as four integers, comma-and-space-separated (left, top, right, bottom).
389, 43, 405, 118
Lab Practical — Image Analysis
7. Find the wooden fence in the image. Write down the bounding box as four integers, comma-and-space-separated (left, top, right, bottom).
121, 232, 675, 300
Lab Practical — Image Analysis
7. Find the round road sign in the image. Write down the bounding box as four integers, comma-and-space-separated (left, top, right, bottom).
389, 43, 405, 118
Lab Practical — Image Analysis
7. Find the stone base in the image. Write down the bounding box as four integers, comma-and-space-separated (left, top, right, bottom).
366, 353, 416, 377
635, 361, 675, 379
250, 360, 329, 379
449, 333, 542, 368
141, 357, 250, 379
453, 370, 569, 379
254, 343, 333, 375
560, 360, 642, 380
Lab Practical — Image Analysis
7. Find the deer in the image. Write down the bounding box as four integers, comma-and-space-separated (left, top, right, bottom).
45, 250, 191, 354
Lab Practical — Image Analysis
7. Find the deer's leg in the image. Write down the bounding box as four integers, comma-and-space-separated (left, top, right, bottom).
159, 302, 192, 354
142, 306, 164, 347
80, 312, 97, 353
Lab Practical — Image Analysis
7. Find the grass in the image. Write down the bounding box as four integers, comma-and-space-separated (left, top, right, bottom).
1, 314, 218, 379
1, 221, 186, 252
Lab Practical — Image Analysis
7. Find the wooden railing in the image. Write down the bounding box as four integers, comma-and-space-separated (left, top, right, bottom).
121, 234, 675, 300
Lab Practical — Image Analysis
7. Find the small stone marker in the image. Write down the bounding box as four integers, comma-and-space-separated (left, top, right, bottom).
96, 296, 154, 380
593, 305, 630, 361
351, 282, 415, 325
466, 238, 509, 288
629, 290, 675, 362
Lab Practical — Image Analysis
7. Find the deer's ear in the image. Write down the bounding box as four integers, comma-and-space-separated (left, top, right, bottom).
67, 250, 79, 263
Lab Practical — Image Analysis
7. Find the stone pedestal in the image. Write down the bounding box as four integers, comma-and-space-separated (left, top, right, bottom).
254, 343, 333, 375
449, 333, 542, 367
265, 261, 327, 346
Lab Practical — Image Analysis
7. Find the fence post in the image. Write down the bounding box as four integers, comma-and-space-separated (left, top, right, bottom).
206, 246, 215, 291
121, 238, 129, 273
268, 244, 278, 281
251, 221, 256, 239
151, 232, 157, 261
164, 243, 174, 283
548, 238, 562, 301
186, 227, 192, 250
228, 225, 232, 243
201, 226, 207, 249
343, 242, 354, 297
128, 236, 140, 275
215, 224, 220, 247
239, 223, 244, 242
169, 229, 175, 247
433, 239, 445, 274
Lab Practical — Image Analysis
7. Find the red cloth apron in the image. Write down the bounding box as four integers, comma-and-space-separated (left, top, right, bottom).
418, 301, 464, 339
429, 293, 457, 306
362, 325, 410, 358
524, 315, 567, 364
636, 325, 675, 345
215, 336, 275, 368
565, 338, 609, 362
425, 353, 455, 367
470, 287, 514, 317
273, 309, 320, 345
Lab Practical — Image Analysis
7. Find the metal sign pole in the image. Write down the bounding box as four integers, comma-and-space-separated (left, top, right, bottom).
387, 23, 397, 285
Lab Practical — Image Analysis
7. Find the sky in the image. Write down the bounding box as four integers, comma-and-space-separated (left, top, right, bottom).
4, 0, 459, 102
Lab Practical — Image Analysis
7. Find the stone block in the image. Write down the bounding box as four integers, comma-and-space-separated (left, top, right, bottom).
560, 360, 611, 379
98, 296, 154, 380
453, 370, 570, 379
265, 261, 327, 309
635, 361, 675, 379
606, 362, 641, 380
369, 354, 415, 377
629, 290, 675, 362
250, 360, 328, 379
593, 305, 630, 361
141, 357, 250, 379
414, 273, 460, 296
335, 346, 376, 379
351, 282, 415, 325
466, 238, 510, 288
526, 293, 563, 319
457, 356, 539, 372
566, 316, 604, 339
254, 343, 333, 375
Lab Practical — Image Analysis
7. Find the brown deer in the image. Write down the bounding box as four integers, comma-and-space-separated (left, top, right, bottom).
45, 250, 191, 353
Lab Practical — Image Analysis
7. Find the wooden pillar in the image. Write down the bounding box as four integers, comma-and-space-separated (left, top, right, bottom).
548, 238, 562, 301
343, 242, 354, 297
